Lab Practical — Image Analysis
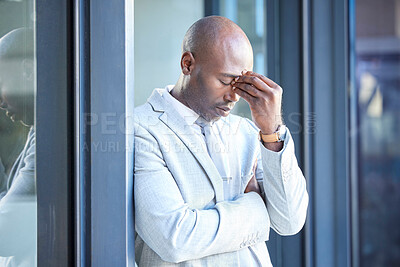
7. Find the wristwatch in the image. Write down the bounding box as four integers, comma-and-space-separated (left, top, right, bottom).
259, 125, 286, 143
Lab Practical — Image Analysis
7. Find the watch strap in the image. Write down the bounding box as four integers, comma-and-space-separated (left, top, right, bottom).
259, 131, 280, 143
259, 125, 285, 143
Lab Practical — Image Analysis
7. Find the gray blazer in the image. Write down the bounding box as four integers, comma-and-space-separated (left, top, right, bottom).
134, 89, 308, 266
0, 127, 36, 266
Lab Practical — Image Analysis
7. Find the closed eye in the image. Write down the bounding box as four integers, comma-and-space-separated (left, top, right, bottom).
220, 80, 231, 86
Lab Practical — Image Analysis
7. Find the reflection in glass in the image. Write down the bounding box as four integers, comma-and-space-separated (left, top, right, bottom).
354, 0, 400, 266
0, 2, 36, 265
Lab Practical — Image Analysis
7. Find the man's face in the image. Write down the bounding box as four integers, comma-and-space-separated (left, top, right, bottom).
184, 36, 253, 122
0, 59, 34, 126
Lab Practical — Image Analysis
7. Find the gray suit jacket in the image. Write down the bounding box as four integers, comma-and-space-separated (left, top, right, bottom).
134, 89, 308, 266
0, 127, 36, 266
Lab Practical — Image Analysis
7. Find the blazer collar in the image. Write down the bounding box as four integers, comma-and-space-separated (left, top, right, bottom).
148, 88, 224, 202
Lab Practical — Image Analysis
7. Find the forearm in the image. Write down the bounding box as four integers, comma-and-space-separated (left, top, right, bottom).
260, 129, 308, 235
135, 174, 270, 263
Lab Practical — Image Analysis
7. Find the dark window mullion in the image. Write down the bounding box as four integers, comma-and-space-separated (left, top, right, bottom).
36, 0, 74, 266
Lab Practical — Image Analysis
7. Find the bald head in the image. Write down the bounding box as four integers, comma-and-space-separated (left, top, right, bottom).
182, 16, 252, 62
0, 28, 35, 126
0, 28, 34, 61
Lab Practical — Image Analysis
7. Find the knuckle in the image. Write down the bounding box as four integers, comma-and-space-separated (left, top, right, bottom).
249, 85, 258, 95
264, 87, 274, 96
274, 84, 283, 92
271, 86, 282, 96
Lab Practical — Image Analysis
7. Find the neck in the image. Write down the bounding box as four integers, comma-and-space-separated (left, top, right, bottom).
171, 74, 190, 108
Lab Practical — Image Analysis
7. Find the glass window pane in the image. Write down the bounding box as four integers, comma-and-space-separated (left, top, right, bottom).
219, 0, 267, 119
354, 0, 400, 266
134, 0, 204, 108
0, 0, 36, 266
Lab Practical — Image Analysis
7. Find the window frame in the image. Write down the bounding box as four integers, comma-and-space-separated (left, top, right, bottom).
36, 0, 135, 265
36, 0, 74, 265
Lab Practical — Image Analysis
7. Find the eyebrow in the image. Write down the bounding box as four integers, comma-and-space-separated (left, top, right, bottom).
221, 73, 240, 78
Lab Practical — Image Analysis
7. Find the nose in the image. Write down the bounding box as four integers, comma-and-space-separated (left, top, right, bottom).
224, 87, 240, 103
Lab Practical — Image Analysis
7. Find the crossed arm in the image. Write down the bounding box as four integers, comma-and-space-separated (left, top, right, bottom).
134, 123, 308, 263
134, 123, 270, 263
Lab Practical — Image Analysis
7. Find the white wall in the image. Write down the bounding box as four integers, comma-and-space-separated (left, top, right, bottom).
134, 0, 204, 106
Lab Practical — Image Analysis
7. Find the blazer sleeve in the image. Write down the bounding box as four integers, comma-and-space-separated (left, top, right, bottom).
256, 128, 309, 236
134, 123, 271, 263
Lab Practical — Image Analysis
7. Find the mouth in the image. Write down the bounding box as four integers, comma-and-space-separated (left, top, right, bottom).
216, 106, 232, 117
218, 106, 231, 112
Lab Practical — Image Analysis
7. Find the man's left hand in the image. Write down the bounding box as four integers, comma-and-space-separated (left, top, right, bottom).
231, 70, 283, 135
244, 159, 265, 202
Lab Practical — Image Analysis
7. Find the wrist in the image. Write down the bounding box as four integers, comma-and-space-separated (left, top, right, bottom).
259, 125, 286, 144
260, 126, 279, 135
259, 119, 283, 135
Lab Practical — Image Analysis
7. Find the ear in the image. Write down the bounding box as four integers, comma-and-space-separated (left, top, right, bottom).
180, 51, 195, 75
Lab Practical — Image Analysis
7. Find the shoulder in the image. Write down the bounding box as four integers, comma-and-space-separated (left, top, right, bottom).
134, 102, 160, 129
134, 101, 156, 117
133, 88, 168, 128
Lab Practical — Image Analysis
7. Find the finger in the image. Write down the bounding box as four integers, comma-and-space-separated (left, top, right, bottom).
233, 75, 270, 94
242, 70, 279, 89
242, 72, 283, 97
231, 86, 254, 103
232, 82, 260, 97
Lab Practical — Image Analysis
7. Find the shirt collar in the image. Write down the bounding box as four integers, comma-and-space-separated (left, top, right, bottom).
163, 85, 200, 126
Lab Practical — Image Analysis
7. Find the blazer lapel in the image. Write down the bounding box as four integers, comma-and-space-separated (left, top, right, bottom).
148, 89, 224, 202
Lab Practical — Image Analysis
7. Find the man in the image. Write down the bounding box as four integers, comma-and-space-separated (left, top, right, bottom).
0, 28, 36, 267
134, 16, 308, 266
